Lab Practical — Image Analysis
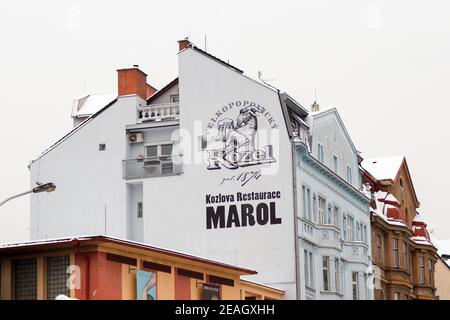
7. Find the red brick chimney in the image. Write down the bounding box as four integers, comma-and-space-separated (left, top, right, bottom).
146, 83, 157, 99
117, 65, 148, 100
178, 38, 190, 51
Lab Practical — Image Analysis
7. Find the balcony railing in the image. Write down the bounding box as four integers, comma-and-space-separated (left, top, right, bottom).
137, 103, 179, 123
122, 156, 182, 180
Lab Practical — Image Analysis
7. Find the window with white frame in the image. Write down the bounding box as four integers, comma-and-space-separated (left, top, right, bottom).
394, 292, 400, 300
304, 250, 314, 288
346, 165, 353, 184
393, 239, 399, 268
327, 204, 333, 225
170, 94, 179, 103
318, 196, 326, 224
334, 259, 340, 293
302, 186, 312, 221
419, 256, 425, 284
333, 206, 339, 228
145, 143, 173, 159
333, 155, 338, 173
318, 143, 324, 163
363, 273, 368, 300
322, 256, 330, 291
346, 216, 354, 241
352, 272, 359, 300
356, 222, 361, 241
363, 225, 367, 244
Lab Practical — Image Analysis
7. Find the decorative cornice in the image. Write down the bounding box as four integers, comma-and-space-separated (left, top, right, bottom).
295, 143, 370, 211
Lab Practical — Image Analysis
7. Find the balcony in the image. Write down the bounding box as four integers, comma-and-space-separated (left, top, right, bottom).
122, 156, 182, 180
137, 103, 179, 123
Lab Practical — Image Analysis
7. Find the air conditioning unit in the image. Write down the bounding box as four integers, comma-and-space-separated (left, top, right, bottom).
128, 132, 144, 144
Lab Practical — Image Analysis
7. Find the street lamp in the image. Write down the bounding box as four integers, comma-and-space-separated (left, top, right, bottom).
0, 182, 56, 207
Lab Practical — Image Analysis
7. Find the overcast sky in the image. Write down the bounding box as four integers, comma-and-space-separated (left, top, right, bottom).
0, 0, 449, 242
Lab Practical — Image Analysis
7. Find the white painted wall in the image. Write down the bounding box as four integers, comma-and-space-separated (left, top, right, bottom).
142, 48, 297, 298
29, 95, 141, 240
309, 110, 361, 188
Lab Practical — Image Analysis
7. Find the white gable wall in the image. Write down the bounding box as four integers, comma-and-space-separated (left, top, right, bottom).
29, 95, 141, 240
142, 48, 297, 298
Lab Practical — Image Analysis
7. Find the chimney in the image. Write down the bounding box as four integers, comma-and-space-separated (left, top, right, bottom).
311, 101, 320, 112
146, 83, 157, 99
178, 38, 190, 51
117, 65, 148, 100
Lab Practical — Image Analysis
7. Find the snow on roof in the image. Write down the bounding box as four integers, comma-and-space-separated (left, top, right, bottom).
372, 190, 407, 227
71, 93, 116, 118
361, 156, 405, 181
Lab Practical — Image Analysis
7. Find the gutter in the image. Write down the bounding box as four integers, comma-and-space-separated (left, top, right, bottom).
277, 91, 301, 300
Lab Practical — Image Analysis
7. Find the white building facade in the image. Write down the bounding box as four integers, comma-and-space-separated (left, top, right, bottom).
29, 40, 371, 299
292, 108, 372, 300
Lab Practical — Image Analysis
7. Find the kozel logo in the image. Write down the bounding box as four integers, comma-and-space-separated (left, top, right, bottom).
204, 100, 278, 170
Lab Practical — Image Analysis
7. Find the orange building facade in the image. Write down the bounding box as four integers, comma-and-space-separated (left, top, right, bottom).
362, 156, 438, 300
0, 236, 283, 300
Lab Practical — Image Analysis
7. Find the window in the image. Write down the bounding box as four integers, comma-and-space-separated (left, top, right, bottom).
318, 197, 326, 224
333, 155, 338, 173
327, 205, 332, 225
419, 256, 425, 284
403, 242, 408, 270
160, 144, 173, 158
46, 256, 70, 300
333, 206, 339, 228
318, 143, 324, 163
393, 239, 399, 268
203, 284, 220, 300
145, 143, 174, 162
334, 259, 340, 293
356, 223, 361, 241
399, 178, 404, 188
428, 259, 433, 285
322, 256, 329, 291
346, 165, 353, 184
363, 225, 367, 244
99, 143, 106, 151
376, 235, 382, 262
137, 202, 143, 218
170, 94, 180, 103
307, 189, 312, 221
302, 186, 312, 220
352, 272, 359, 300
363, 273, 368, 300
13, 258, 37, 300
145, 145, 158, 158
304, 250, 314, 288
346, 216, 354, 241
394, 292, 400, 300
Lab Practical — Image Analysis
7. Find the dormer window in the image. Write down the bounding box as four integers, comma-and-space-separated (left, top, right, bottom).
170, 94, 179, 103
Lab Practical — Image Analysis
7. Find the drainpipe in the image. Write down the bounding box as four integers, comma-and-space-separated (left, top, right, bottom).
277, 91, 301, 300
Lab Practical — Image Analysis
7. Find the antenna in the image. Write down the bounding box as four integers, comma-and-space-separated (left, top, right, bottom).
314, 88, 318, 102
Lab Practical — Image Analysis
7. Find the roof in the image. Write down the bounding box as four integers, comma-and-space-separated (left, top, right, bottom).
71, 93, 117, 119
309, 107, 358, 154
371, 190, 408, 227
190, 45, 244, 74
0, 235, 257, 275
29, 98, 118, 165
147, 78, 178, 104
361, 156, 404, 181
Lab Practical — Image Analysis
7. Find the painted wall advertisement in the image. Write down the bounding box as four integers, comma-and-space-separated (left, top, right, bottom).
202, 100, 283, 230
136, 269, 157, 300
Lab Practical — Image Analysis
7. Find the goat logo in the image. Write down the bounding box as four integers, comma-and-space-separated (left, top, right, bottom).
205, 103, 277, 170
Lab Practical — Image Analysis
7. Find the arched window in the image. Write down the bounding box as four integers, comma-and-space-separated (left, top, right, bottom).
400, 178, 404, 188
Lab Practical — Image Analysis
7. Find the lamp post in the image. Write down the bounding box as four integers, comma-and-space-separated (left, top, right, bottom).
0, 183, 56, 207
